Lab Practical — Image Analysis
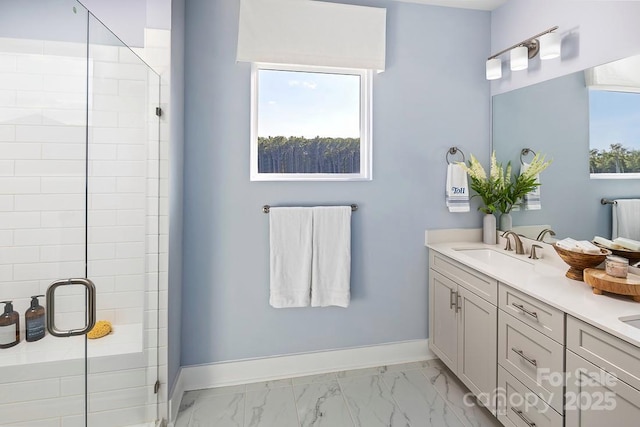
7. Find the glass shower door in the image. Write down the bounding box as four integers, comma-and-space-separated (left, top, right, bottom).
0, 0, 92, 424
85, 11, 161, 427
0, 1, 162, 425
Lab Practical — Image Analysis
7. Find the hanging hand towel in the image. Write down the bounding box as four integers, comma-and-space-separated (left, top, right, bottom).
612, 199, 640, 240
269, 207, 312, 308
445, 163, 470, 212
521, 162, 541, 210
311, 206, 351, 308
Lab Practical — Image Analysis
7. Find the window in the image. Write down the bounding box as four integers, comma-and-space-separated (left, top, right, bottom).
589, 89, 640, 179
250, 63, 372, 181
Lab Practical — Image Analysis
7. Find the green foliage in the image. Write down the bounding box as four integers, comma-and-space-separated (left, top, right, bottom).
459, 152, 552, 214
497, 153, 551, 214
458, 152, 503, 214
258, 136, 360, 174
590, 143, 640, 174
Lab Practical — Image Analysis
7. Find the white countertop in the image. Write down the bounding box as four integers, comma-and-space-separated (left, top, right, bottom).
426, 231, 640, 348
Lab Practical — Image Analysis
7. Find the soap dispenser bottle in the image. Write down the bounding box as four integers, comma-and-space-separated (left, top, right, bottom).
0, 301, 20, 348
25, 295, 45, 342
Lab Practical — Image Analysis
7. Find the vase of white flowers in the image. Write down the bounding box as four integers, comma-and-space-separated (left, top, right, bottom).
458, 152, 503, 244
459, 151, 552, 243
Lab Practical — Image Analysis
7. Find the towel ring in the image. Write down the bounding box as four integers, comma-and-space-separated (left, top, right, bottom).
520, 148, 536, 165
446, 147, 466, 165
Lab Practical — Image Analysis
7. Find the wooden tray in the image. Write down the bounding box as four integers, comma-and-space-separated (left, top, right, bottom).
584, 268, 640, 302
592, 242, 640, 263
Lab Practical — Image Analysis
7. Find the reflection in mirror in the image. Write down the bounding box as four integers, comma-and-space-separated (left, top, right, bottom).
588, 57, 640, 176
493, 54, 640, 241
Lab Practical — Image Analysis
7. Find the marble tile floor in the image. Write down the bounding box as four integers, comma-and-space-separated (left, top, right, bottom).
175, 358, 502, 427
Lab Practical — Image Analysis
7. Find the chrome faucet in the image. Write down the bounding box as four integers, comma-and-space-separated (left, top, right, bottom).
536, 228, 556, 242
502, 230, 525, 255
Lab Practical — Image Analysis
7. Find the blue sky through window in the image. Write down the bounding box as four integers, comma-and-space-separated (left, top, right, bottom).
589, 90, 640, 151
258, 69, 360, 138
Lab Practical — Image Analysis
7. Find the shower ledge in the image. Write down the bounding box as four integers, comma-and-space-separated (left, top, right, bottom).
0, 323, 143, 368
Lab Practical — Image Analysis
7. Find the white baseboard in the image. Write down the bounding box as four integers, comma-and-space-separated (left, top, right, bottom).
169, 339, 433, 425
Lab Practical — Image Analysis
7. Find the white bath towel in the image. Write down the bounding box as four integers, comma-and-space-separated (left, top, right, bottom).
612, 199, 640, 240
311, 206, 351, 308
521, 162, 541, 210
445, 164, 470, 212
269, 207, 313, 308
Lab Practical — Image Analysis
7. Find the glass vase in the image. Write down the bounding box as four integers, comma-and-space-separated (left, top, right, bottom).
483, 213, 497, 245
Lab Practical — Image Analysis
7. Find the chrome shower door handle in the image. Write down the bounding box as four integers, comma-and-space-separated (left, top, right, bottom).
46, 278, 96, 337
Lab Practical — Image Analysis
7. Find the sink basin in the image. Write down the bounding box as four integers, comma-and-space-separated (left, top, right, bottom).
620, 316, 640, 330
455, 248, 533, 269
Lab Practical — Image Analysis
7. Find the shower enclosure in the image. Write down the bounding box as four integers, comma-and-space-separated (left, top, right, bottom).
0, 1, 163, 425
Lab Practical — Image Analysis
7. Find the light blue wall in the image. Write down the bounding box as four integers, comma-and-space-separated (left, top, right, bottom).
182, 0, 491, 365
81, 0, 147, 46
0, 0, 88, 42
168, 0, 185, 393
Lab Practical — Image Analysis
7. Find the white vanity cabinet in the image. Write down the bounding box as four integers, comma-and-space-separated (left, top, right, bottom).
565, 316, 640, 426
427, 240, 640, 427
429, 252, 498, 414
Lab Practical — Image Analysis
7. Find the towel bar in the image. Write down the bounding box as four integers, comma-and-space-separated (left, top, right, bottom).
263, 204, 358, 213
601, 198, 640, 205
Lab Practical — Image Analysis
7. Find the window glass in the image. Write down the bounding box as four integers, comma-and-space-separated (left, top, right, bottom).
251, 64, 372, 181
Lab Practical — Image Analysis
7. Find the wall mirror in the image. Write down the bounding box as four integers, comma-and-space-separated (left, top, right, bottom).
492, 54, 640, 241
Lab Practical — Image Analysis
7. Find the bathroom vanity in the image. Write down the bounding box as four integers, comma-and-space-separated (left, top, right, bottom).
427, 230, 640, 426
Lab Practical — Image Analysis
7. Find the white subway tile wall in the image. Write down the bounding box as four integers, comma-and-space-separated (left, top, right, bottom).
0, 27, 170, 426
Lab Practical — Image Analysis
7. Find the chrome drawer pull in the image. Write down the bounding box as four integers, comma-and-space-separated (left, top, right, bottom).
456, 293, 462, 313
511, 347, 538, 367
511, 407, 536, 427
450, 289, 457, 310
511, 303, 538, 319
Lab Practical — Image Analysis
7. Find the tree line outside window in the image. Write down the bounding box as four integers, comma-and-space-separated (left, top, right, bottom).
258, 136, 360, 174
590, 143, 640, 174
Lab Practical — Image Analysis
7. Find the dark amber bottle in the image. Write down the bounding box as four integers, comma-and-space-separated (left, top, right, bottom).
0, 301, 20, 348
25, 295, 46, 342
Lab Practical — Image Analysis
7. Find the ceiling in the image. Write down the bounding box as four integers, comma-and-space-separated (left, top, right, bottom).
398, 0, 508, 11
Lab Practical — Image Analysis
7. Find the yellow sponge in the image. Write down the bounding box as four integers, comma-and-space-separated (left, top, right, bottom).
87, 320, 112, 339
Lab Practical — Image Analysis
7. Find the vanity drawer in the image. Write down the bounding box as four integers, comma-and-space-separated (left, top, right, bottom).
499, 284, 565, 344
430, 251, 497, 304
567, 315, 640, 391
499, 310, 564, 413
498, 366, 562, 427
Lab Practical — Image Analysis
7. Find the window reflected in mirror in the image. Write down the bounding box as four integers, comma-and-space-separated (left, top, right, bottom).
589, 90, 640, 175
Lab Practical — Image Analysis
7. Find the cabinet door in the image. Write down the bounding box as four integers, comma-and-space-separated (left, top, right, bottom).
429, 270, 458, 371
458, 285, 498, 414
565, 350, 640, 427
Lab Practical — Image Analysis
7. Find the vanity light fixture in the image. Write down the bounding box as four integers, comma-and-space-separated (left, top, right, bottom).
486, 26, 560, 80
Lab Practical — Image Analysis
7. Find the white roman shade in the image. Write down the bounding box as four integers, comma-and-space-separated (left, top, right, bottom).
585, 55, 640, 93
237, 0, 386, 71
